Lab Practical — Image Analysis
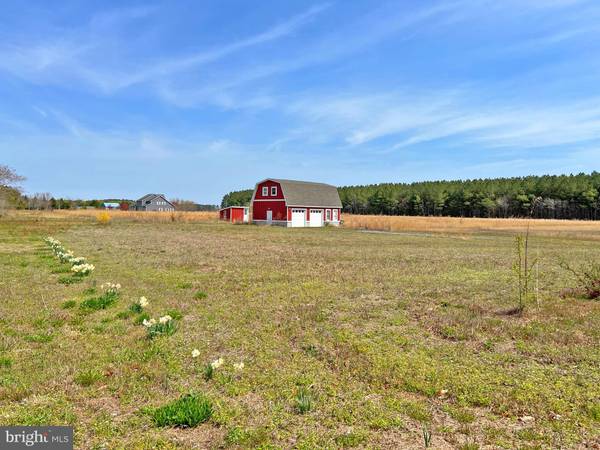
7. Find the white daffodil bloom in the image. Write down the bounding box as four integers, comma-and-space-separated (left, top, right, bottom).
71, 263, 95, 274
142, 318, 156, 328
234, 362, 245, 371
159, 315, 172, 324
139, 297, 149, 308
191, 349, 200, 358
211, 357, 224, 369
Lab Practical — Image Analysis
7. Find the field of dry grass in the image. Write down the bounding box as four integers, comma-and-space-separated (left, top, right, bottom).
12, 209, 220, 223
342, 214, 600, 238
0, 211, 599, 448
11, 209, 600, 238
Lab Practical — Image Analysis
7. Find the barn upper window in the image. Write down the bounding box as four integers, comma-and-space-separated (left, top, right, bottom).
262, 186, 268, 196
271, 186, 277, 196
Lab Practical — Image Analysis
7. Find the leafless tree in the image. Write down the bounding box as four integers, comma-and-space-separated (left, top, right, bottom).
171, 198, 197, 211
28, 193, 52, 210
0, 165, 25, 215
0, 165, 25, 188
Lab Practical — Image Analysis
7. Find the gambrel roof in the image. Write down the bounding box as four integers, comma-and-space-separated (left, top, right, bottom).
266, 179, 342, 208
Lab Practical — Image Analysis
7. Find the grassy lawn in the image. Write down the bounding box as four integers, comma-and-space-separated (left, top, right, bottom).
0, 213, 599, 449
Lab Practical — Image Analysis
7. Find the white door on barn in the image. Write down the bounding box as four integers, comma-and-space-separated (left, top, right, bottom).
309, 209, 323, 227
244, 207, 249, 223
266, 210, 273, 224
291, 209, 305, 227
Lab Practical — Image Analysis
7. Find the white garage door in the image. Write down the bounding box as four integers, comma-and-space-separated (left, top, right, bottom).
309, 209, 323, 227
291, 209, 306, 227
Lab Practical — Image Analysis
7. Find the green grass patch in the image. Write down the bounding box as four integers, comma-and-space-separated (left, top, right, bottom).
74, 369, 103, 387
146, 319, 177, 339
133, 312, 150, 325
225, 426, 270, 447
129, 302, 143, 314
164, 309, 183, 320
50, 265, 71, 274
443, 405, 476, 424
80, 292, 118, 311
147, 393, 213, 427
335, 430, 368, 447
23, 333, 53, 343
193, 291, 207, 300
58, 275, 83, 285
294, 387, 314, 414
116, 310, 133, 319
61, 300, 77, 309
0, 357, 12, 368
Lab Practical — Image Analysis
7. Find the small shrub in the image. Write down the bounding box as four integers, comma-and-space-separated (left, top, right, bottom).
295, 387, 313, 414
559, 259, 600, 300
80, 291, 119, 311
96, 212, 111, 225
512, 232, 537, 313
148, 393, 213, 427
74, 369, 103, 386
193, 291, 207, 300
0, 357, 12, 368
61, 300, 77, 309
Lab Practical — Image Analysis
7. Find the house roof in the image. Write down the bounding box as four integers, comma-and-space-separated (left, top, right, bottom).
219, 206, 248, 211
264, 179, 342, 208
136, 193, 161, 203
136, 193, 173, 205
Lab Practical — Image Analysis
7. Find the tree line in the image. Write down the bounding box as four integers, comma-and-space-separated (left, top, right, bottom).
0, 165, 218, 211
221, 172, 600, 220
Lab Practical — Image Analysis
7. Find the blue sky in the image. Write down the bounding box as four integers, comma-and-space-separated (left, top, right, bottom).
1, 0, 599, 203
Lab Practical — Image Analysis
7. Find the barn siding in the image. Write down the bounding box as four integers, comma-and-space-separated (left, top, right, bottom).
252, 200, 287, 221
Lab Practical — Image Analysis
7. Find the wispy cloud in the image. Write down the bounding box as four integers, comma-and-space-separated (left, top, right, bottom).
0, 3, 331, 93
282, 87, 600, 152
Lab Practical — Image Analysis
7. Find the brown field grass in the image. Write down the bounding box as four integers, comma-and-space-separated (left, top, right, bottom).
9, 209, 219, 223
1, 212, 599, 448
10, 210, 600, 238
342, 213, 600, 238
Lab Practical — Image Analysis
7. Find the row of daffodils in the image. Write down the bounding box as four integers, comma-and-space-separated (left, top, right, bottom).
44, 237, 95, 275
44, 236, 244, 381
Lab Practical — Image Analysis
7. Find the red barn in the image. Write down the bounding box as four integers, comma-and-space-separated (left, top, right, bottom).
251, 179, 342, 227
219, 206, 249, 223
